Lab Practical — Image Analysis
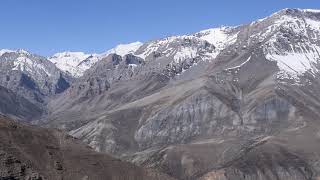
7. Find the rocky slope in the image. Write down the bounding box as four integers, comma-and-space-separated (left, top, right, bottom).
0, 49, 72, 109
1, 8, 320, 180
43, 24, 239, 128
0, 115, 174, 180
0, 86, 42, 121
39, 8, 320, 180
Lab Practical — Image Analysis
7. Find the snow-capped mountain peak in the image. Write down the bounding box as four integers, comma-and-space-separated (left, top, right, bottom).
133, 26, 239, 66
0, 49, 56, 78
0, 49, 15, 56
48, 52, 100, 77
49, 42, 143, 77
51, 51, 91, 59
103, 41, 143, 57
49, 51, 93, 69
49, 28, 240, 77
195, 26, 238, 50
248, 8, 320, 80
46, 8, 320, 80
0, 48, 71, 105
0, 49, 30, 56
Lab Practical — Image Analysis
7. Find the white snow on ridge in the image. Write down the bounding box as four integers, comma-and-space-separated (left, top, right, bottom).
49, 42, 143, 77
0, 49, 15, 56
12, 57, 33, 71
49, 52, 98, 77
50, 52, 92, 66
0, 49, 52, 77
197, 27, 238, 50
48, 42, 142, 77
46, 27, 240, 77
0, 49, 30, 57
134, 35, 197, 59
135, 27, 238, 63
302, 9, 320, 13
174, 47, 197, 62
12, 56, 52, 77
262, 12, 320, 79
104, 41, 143, 57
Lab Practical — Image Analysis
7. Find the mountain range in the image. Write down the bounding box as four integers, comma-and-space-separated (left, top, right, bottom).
1, 8, 320, 180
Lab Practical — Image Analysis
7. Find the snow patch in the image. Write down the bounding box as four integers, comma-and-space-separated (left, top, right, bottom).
174, 47, 197, 62
226, 56, 252, 70
104, 41, 143, 57
49, 52, 100, 77
197, 27, 238, 50
305, 18, 320, 31
266, 52, 319, 76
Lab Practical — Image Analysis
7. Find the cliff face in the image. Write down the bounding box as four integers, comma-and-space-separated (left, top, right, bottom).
0, 50, 72, 119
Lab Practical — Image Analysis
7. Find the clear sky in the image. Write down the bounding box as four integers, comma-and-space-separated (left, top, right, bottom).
1, 0, 319, 56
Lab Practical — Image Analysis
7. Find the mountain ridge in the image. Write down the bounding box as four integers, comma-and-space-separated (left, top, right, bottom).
1, 8, 320, 180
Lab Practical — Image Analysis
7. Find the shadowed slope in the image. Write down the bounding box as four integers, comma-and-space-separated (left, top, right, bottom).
0, 115, 175, 180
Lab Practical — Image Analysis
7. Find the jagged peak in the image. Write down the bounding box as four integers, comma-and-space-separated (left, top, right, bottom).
0, 48, 31, 56
16, 49, 30, 55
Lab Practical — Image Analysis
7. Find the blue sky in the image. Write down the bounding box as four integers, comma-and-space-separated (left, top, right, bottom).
1, 0, 319, 56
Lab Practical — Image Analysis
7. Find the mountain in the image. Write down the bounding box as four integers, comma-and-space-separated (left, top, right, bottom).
0, 115, 175, 180
1, 8, 320, 180
48, 42, 143, 77
38, 8, 320, 180
0, 49, 72, 109
104, 41, 143, 56
44, 27, 239, 125
48, 52, 100, 78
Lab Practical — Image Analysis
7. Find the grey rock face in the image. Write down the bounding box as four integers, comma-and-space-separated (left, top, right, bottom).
0, 50, 72, 108
0, 86, 42, 121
